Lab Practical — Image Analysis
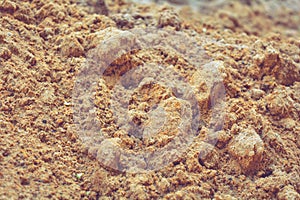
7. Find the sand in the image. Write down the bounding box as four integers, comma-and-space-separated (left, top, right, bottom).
0, 0, 299, 199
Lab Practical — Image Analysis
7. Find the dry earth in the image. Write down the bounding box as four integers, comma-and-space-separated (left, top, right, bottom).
0, 0, 299, 199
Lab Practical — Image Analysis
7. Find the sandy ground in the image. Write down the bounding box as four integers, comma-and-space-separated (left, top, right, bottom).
0, 0, 299, 199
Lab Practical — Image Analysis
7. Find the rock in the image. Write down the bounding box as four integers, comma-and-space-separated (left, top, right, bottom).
228, 128, 264, 173
251, 88, 265, 100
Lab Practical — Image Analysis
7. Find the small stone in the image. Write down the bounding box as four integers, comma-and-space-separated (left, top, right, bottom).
228, 128, 264, 172
64, 101, 72, 106
251, 88, 265, 100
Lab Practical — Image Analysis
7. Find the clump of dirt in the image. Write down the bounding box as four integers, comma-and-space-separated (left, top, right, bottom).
0, 0, 299, 199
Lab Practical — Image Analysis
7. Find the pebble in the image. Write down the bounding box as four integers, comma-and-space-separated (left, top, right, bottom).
251, 88, 265, 100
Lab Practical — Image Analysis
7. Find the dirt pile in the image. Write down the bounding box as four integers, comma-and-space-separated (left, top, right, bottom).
0, 0, 299, 199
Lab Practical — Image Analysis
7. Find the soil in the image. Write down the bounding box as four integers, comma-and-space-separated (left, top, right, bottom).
0, 0, 299, 199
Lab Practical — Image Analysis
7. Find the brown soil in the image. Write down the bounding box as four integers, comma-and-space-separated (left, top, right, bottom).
0, 0, 299, 199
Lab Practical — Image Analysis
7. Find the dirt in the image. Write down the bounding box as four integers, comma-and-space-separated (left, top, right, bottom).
0, 0, 299, 199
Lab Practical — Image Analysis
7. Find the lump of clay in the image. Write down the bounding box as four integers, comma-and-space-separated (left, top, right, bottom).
228, 128, 264, 173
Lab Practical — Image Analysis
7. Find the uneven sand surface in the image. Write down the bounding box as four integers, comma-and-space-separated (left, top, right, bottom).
0, 0, 299, 199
